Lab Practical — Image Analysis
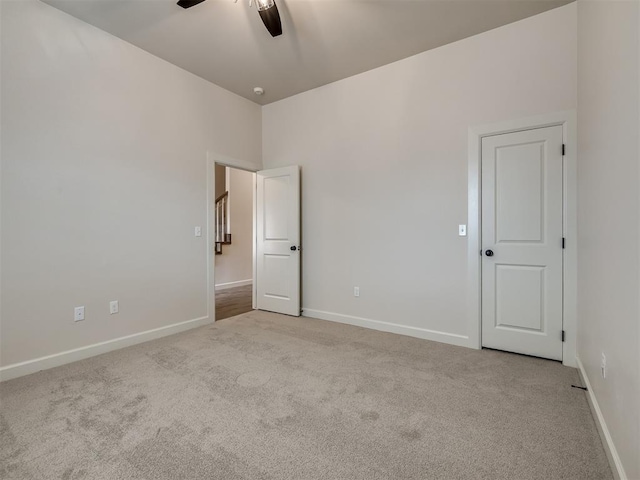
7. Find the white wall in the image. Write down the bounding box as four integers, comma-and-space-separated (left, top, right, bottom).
214, 167, 254, 288
262, 4, 577, 345
0, 0, 262, 369
577, 1, 640, 478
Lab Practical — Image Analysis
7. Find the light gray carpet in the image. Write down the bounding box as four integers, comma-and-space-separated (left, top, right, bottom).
1, 311, 611, 479
215, 284, 254, 321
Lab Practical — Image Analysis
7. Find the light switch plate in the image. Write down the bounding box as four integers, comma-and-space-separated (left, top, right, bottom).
194, 226, 202, 237
459, 224, 467, 236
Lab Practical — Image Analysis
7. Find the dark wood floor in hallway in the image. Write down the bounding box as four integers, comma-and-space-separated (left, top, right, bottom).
215, 284, 253, 320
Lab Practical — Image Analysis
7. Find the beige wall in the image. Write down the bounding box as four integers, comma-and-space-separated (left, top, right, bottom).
0, 0, 262, 367
262, 4, 577, 345
215, 167, 254, 288
577, 1, 640, 478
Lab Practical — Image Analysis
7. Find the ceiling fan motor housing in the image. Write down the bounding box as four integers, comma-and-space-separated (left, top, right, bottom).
177, 0, 282, 38
258, 1, 282, 37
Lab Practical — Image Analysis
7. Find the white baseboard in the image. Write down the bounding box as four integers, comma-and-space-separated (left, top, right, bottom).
302, 309, 470, 348
215, 279, 253, 291
576, 356, 627, 480
0, 315, 213, 383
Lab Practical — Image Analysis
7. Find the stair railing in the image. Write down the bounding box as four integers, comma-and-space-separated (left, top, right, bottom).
215, 191, 231, 253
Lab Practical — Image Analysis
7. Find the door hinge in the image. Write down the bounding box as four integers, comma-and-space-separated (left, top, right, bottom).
562, 237, 565, 249
562, 144, 566, 156
562, 330, 565, 342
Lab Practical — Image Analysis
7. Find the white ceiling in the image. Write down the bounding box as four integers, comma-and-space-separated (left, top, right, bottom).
43, 0, 572, 105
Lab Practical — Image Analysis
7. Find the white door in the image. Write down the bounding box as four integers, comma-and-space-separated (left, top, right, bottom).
481, 126, 563, 360
256, 166, 301, 316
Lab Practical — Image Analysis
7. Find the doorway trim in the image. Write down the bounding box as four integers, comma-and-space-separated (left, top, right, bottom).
467, 111, 577, 367
206, 151, 259, 323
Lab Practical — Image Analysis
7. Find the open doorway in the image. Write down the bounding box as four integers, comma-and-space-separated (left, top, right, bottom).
214, 163, 256, 321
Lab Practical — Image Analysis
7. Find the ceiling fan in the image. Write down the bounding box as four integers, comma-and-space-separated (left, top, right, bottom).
177, 0, 283, 37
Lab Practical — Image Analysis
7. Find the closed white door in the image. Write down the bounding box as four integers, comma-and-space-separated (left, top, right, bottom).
256, 166, 301, 316
481, 126, 563, 360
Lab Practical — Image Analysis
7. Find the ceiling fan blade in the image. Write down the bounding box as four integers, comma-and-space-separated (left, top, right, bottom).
177, 0, 207, 9
258, 1, 282, 37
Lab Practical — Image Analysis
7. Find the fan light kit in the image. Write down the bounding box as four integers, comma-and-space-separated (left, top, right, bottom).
177, 0, 283, 37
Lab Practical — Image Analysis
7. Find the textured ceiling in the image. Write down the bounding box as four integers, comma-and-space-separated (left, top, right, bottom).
43, 0, 572, 104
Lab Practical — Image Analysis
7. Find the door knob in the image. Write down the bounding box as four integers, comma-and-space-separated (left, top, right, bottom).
485, 249, 494, 257
290, 246, 298, 251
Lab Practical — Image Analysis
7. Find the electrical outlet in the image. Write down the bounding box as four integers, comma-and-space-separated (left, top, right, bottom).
194, 226, 202, 237
354, 287, 360, 297
74, 306, 85, 322
110, 300, 119, 315
601, 352, 606, 379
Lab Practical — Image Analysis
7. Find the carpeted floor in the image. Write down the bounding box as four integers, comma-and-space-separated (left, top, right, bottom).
215, 284, 254, 321
0, 311, 611, 479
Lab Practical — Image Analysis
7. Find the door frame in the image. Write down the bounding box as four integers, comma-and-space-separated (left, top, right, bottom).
206, 152, 258, 323
467, 111, 577, 367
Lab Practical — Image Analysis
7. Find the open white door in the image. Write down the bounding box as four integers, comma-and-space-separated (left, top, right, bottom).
256, 166, 301, 316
